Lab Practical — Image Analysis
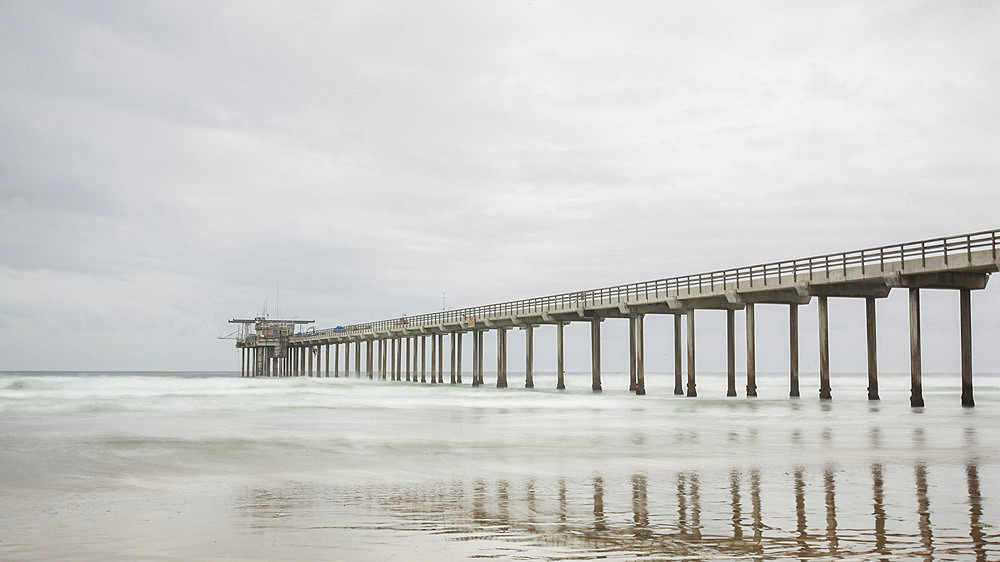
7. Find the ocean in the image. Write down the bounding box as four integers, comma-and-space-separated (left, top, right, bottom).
1, 369, 997, 560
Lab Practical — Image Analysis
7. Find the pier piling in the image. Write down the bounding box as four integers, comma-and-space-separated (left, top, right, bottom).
686, 310, 697, 397
818, 296, 832, 400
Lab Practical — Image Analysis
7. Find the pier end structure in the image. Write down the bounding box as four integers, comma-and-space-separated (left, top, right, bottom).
232, 317, 315, 377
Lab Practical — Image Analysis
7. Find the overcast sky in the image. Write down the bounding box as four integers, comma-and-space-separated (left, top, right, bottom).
1, 1, 998, 377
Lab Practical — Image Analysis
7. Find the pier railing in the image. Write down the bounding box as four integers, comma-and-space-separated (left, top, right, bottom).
302, 229, 998, 338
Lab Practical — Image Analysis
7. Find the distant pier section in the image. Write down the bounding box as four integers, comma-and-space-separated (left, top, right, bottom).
231, 229, 998, 407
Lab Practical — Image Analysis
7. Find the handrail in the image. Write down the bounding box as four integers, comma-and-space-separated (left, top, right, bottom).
297, 229, 999, 339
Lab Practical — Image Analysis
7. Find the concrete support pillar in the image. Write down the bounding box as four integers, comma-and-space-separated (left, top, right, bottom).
591, 317, 602, 392
437, 334, 444, 384
629, 316, 637, 392
525, 325, 534, 388
635, 313, 646, 396
344, 342, 350, 377
556, 322, 566, 390
960, 288, 974, 407
818, 296, 832, 400
354, 341, 361, 377
686, 310, 696, 397
430, 334, 438, 384
726, 310, 736, 397
421, 336, 427, 383
909, 288, 924, 407
789, 304, 800, 398
496, 328, 508, 388
367, 340, 374, 380
477, 330, 485, 385
308, 345, 314, 377
405, 337, 412, 381
866, 297, 879, 400
450, 333, 457, 384
746, 303, 757, 397
471, 330, 480, 386
325, 344, 330, 377
334, 343, 340, 377
674, 315, 684, 395
301, 346, 307, 377
396, 337, 403, 381
456, 332, 463, 383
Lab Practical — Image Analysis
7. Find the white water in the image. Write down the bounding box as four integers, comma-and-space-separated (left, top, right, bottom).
1, 370, 998, 559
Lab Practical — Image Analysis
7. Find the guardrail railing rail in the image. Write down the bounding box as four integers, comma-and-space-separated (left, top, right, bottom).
299, 229, 998, 338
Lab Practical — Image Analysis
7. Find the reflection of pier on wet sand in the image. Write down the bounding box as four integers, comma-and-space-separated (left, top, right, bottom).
237, 458, 994, 559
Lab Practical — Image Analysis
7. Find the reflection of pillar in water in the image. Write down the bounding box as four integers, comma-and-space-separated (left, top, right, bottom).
915, 463, 933, 556
593, 476, 606, 532
795, 468, 809, 554
872, 463, 887, 556
472, 479, 486, 523
751, 469, 762, 544
526, 480, 536, 531
730, 470, 743, 540
967, 460, 986, 560
824, 466, 838, 554
558, 477, 567, 533
497, 480, 509, 528
632, 474, 649, 538
690, 473, 702, 538
677, 473, 688, 534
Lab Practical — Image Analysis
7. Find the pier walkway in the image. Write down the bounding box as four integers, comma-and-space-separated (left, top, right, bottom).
234, 229, 998, 407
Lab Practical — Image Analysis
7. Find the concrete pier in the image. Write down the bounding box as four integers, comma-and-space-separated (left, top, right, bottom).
437, 333, 444, 384
789, 304, 799, 398
635, 313, 645, 395
726, 310, 736, 397
629, 316, 637, 392
866, 297, 879, 400
674, 315, 683, 395
591, 317, 602, 392
430, 333, 437, 384
471, 330, 480, 387
556, 322, 566, 390
421, 336, 427, 383
450, 333, 457, 384
524, 325, 534, 389
456, 332, 463, 383
477, 330, 484, 386
497, 328, 508, 388
746, 303, 757, 397
249, 229, 997, 408
909, 288, 923, 407
686, 310, 696, 397
405, 337, 412, 381
818, 296, 832, 400
961, 288, 974, 407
